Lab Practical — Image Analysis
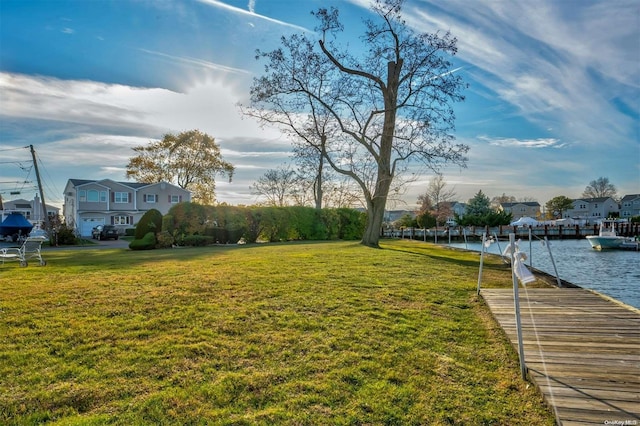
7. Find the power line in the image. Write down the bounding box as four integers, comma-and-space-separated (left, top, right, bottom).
0, 146, 29, 152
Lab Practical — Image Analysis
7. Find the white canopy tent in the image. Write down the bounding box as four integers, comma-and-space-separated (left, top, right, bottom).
510, 216, 539, 227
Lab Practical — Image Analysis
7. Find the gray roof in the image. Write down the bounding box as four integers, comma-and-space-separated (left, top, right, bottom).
501, 201, 540, 207
621, 194, 640, 201
69, 179, 149, 189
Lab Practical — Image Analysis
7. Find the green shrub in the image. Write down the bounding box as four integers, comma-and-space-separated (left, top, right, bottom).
125, 228, 135, 237
258, 208, 292, 242
177, 235, 215, 246
129, 232, 156, 250
53, 224, 77, 245
289, 206, 328, 240
320, 209, 340, 240
337, 208, 366, 240
135, 209, 163, 240
155, 231, 174, 249
166, 203, 208, 236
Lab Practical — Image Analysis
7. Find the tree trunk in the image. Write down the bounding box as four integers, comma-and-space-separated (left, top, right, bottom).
315, 151, 324, 210
360, 60, 401, 248
361, 195, 387, 247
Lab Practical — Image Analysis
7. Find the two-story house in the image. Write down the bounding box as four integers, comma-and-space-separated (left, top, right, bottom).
63, 179, 191, 236
565, 197, 619, 222
499, 202, 541, 220
620, 194, 640, 219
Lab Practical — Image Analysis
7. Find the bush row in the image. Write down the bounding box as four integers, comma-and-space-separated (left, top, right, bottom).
129, 204, 366, 249
164, 204, 366, 244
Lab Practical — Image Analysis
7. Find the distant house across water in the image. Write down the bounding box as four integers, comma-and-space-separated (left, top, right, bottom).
620, 194, 640, 219
565, 197, 619, 222
499, 202, 541, 220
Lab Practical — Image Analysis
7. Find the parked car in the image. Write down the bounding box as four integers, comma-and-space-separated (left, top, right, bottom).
92, 225, 119, 240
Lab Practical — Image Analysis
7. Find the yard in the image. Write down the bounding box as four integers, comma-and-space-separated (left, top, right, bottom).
0, 240, 555, 425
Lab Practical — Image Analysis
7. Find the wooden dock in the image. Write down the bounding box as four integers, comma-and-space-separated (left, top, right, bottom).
481, 288, 640, 426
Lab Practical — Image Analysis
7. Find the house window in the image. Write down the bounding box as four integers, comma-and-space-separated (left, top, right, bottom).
79, 190, 86, 202
87, 190, 99, 202
144, 194, 157, 203
169, 195, 182, 204
113, 215, 132, 225
114, 192, 129, 203
100, 191, 107, 202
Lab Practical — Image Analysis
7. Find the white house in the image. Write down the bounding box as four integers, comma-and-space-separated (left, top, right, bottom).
63, 179, 191, 236
565, 197, 619, 222
620, 194, 640, 219
0, 194, 60, 224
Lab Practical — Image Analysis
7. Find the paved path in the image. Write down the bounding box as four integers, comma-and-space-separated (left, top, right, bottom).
481, 288, 640, 426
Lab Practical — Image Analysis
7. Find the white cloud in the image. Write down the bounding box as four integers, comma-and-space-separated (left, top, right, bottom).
479, 136, 564, 149
410, 0, 637, 148
0, 72, 291, 205
195, 0, 310, 32
139, 49, 252, 75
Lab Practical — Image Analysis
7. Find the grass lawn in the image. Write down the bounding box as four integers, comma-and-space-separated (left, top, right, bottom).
0, 239, 555, 425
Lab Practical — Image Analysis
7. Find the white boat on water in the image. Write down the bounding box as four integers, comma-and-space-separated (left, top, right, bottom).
586, 219, 626, 250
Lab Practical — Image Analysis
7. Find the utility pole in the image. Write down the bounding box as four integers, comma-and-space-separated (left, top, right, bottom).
29, 145, 51, 232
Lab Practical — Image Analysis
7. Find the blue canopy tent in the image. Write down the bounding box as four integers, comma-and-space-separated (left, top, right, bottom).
0, 212, 34, 241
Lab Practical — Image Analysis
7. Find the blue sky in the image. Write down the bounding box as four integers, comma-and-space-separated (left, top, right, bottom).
1, 0, 638, 209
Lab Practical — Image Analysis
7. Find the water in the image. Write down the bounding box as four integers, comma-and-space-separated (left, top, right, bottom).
447, 239, 640, 309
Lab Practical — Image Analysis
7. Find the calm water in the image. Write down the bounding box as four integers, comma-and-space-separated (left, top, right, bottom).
447, 239, 640, 309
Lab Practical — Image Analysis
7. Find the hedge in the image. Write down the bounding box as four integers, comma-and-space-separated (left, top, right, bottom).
165, 203, 366, 245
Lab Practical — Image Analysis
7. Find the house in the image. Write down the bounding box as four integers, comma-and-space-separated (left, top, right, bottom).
384, 209, 417, 223
620, 194, 640, 219
499, 202, 541, 220
433, 201, 467, 225
0, 194, 60, 224
565, 197, 619, 222
63, 179, 191, 236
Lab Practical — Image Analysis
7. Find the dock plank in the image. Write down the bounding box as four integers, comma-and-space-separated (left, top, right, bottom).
482, 288, 640, 425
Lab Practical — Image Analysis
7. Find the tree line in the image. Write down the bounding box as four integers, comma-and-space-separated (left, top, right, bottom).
127, 204, 367, 250
404, 175, 623, 228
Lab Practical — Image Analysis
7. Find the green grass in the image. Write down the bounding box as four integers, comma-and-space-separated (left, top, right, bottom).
0, 240, 555, 425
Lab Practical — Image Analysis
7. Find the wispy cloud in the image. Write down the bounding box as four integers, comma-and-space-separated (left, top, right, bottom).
139, 49, 252, 75
479, 136, 566, 149
407, 0, 638, 148
195, 0, 310, 32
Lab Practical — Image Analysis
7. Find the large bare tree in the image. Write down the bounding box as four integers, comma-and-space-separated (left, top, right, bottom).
126, 130, 234, 205
582, 177, 618, 200
250, 165, 300, 207
242, 0, 468, 247
417, 175, 456, 225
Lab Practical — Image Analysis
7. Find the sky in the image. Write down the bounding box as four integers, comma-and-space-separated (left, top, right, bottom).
1, 0, 639, 211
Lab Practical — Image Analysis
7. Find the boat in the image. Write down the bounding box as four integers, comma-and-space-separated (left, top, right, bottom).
586, 219, 626, 250
0, 212, 34, 242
